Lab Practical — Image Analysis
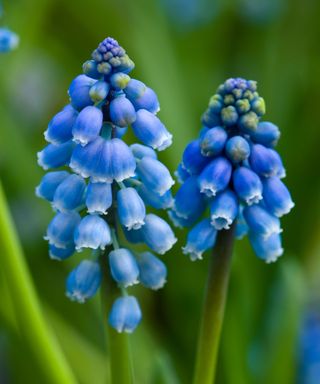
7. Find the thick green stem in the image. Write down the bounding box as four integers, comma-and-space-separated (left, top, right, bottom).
0, 182, 76, 384
193, 225, 235, 384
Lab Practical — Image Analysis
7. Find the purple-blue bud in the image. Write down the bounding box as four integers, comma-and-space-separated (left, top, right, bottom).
68, 75, 96, 110
37, 141, 75, 170
44, 105, 78, 144
137, 252, 167, 290
198, 157, 232, 197
262, 177, 294, 217
72, 106, 103, 146
182, 139, 211, 175
89, 81, 110, 103
52, 174, 86, 212
132, 109, 172, 151
233, 166, 263, 205
36, 171, 69, 202
85, 181, 112, 214
109, 296, 142, 333
182, 219, 217, 261
109, 95, 136, 127
250, 144, 283, 177
225, 136, 250, 163
117, 187, 146, 230
74, 214, 112, 251
130, 143, 157, 160
200, 127, 228, 157
249, 232, 283, 263
210, 189, 238, 230
250, 121, 280, 147
243, 204, 282, 238
49, 244, 75, 261
45, 211, 80, 249
109, 248, 139, 287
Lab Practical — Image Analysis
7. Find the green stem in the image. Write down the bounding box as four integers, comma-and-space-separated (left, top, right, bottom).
193, 225, 236, 384
0, 182, 76, 384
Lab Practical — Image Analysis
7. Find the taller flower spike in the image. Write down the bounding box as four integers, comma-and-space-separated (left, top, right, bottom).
170, 77, 294, 264
36, 37, 176, 334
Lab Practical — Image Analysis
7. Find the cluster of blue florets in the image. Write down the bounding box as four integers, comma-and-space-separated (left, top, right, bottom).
36, 37, 176, 333
170, 78, 294, 263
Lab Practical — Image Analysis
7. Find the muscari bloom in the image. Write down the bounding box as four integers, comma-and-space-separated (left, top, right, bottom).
36, 37, 176, 332
0, 28, 19, 53
170, 78, 294, 264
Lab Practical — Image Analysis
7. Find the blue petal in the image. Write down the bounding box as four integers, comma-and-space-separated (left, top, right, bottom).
182, 219, 217, 261
139, 214, 177, 254
249, 232, 283, 263
130, 143, 157, 160
85, 181, 112, 214
128, 86, 160, 114
210, 189, 238, 230
117, 187, 146, 230
250, 121, 280, 147
52, 174, 86, 212
173, 176, 205, 222
89, 80, 110, 102
66, 260, 101, 303
137, 252, 167, 290
68, 75, 96, 110
233, 166, 263, 205
74, 214, 112, 251
225, 135, 250, 163
198, 157, 232, 197
109, 248, 139, 287
49, 244, 75, 261
243, 204, 282, 237
44, 105, 78, 144
136, 157, 174, 196
132, 109, 172, 151
123, 79, 146, 99
262, 177, 294, 217
137, 185, 173, 210
249, 144, 283, 177
37, 141, 75, 170
182, 139, 211, 175
108, 296, 142, 333
36, 171, 69, 201
45, 211, 81, 249
72, 106, 103, 146
200, 126, 228, 157
109, 95, 136, 127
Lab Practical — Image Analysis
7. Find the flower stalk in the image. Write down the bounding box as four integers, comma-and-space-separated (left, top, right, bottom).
193, 224, 235, 384
0, 182, 76, 384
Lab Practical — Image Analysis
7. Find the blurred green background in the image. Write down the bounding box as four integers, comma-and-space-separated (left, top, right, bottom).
1, 0, 320, 383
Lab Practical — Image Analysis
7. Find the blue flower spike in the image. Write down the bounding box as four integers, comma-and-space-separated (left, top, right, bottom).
170, 77, 294, 264
0, 28, 19, 53
37, 37, 175, 332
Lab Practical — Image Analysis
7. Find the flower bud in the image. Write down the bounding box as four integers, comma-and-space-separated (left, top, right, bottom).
68, 75, 96, 110
44, 105, 78, 144
36, 171, 69, 202
262, 177, 294, 217
74, 214, 112, 251
52, 174, 86, 212
210, 189, 238, 230
109, 296, 142, 333
225, 136, 250, 163
72, 106, 103, 146
250, 121, 280, 148
89, 81, 109, 103
137, 252, 167, 290
249, 232, 283, 263
130, 143, 157, 160
109, 248, 139, 287
109, 95, 136, 127
182, 139, 211, 175
66, 260, 101, 303
132, 109, 172, 151
243, 204, 282, 238
233, 166, 263, 205
37, 141, 74, 170
200, 127, 228, 157
117, 188, 146, 230
45, 211, 80, 249
136, 157, 174, 196
198, 157, 232, 197
182, 219, 217, 261
140, 214, 177, 254
49, 244, 75, 261
85, 181, 112, 214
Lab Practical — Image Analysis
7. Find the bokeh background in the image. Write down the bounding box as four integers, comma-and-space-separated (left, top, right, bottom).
1, 0, 320, 383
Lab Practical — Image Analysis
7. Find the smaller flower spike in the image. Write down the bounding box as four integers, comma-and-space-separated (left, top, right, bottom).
36, 37, 175, 333
0, 28, 19, 53
170, 78, 294, 263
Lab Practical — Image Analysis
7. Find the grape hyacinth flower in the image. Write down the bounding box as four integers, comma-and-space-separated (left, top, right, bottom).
0, 27, 19, 53
36, 37, 176, 334
170, 77, 294, 264
175, 78, 294, 384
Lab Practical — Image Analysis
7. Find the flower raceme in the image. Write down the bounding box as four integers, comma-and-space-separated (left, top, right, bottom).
170, 78, 294, 263
36, 37, 176, 333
